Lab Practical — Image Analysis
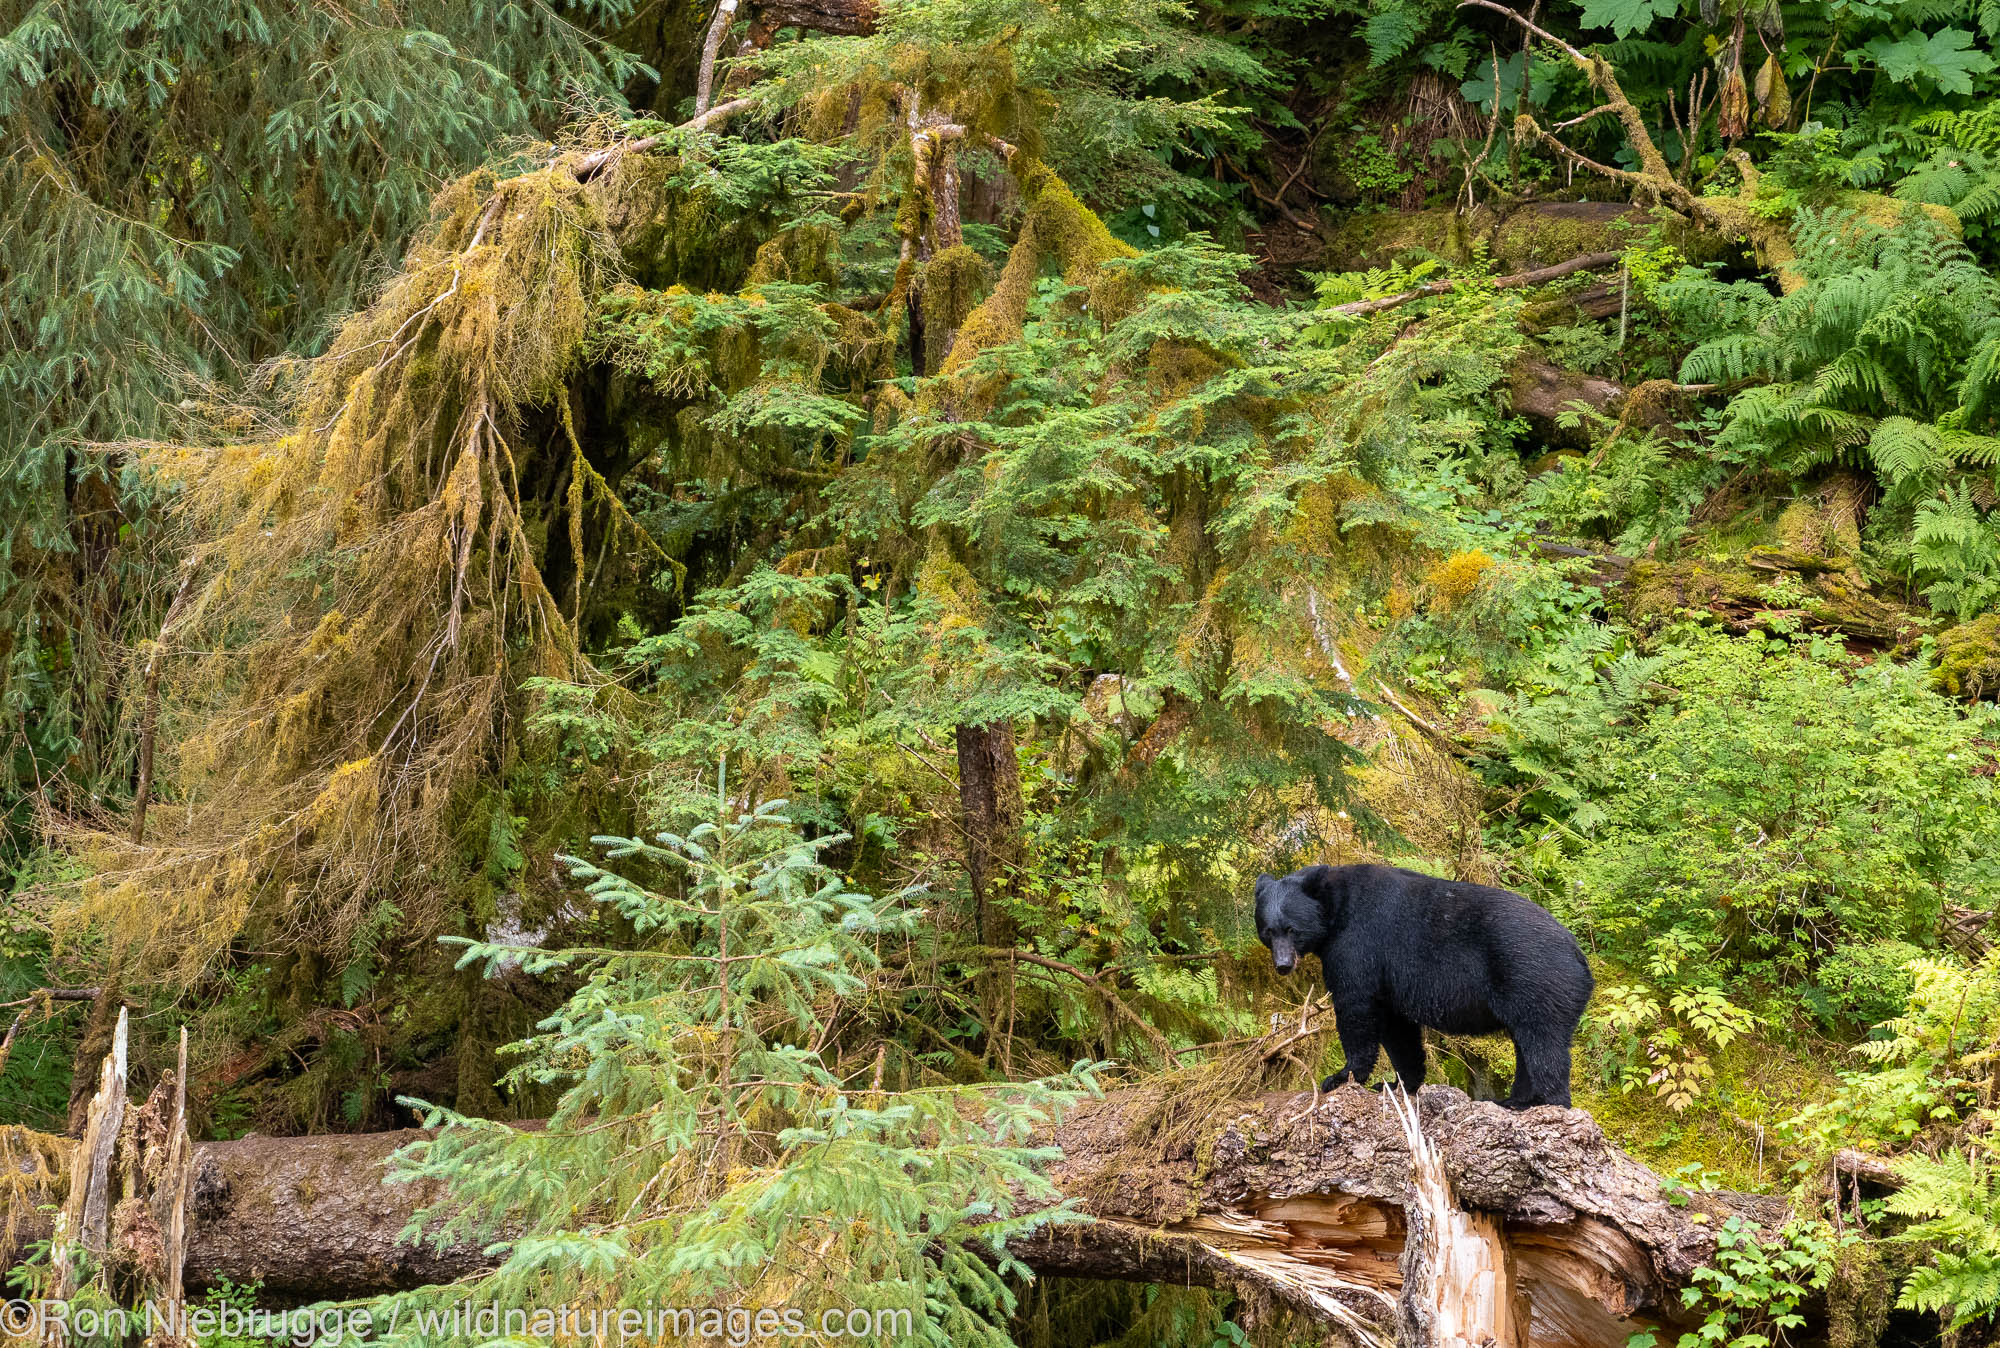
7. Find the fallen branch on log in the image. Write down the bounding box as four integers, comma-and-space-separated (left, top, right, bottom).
1328, 252, 1622, 318
4, 1077, 1787, 1348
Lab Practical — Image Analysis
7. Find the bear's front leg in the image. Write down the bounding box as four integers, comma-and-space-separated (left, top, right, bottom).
1322, 1003, 1381, 1093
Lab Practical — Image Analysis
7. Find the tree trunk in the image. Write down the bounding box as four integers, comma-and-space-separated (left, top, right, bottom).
5, 1084, 1788, 1346
955, 721, 1023, 947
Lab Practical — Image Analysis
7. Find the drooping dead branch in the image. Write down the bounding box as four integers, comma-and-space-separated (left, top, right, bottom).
0, 989, 102, 1080
1455, 0, 1725, 227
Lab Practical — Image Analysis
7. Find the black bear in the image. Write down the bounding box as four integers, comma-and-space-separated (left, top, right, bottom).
1254, 864, 1593, 1108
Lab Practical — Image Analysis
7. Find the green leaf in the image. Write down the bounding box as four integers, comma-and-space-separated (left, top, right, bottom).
1858, 28, 1995, 93
1577, 0, 1678, 37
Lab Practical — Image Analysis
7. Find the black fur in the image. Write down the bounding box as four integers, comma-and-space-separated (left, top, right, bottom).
1253, 864, 1594, 1108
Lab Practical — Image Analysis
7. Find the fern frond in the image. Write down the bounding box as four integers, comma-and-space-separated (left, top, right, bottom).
1869, 416, 1945, 488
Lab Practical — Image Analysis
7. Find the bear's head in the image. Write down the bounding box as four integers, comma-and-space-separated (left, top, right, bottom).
1253, 869, 1333, 976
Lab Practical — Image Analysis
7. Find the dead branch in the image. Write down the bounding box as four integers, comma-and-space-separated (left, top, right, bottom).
1329, 251, 1621, 318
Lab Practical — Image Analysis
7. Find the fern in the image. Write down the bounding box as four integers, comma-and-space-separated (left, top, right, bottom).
1913, 483, 2000, 618
1869, 415, 1946, 491
1893, 104, 2000, 234
1889, 1143, 2000, 1327
1364, 1, 1432, 65
1680, 211, 2000, 604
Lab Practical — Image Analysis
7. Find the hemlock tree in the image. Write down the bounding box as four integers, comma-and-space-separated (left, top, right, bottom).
76, 0, 1375, 1108
0, 0, 646, 859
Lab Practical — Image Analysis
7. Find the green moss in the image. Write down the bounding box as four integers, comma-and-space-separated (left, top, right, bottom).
1321, 207, 1472, 271
1933, 613, 2000, 700
1825, 1240, 1891, 1348
1321, 201, 1742, 273
1575, 1029, 1837, 1191
1777, 476, 1866, 558
1624, 555, 1925, 645
744, 223, 837, 287
929, 155, 1137, 413
1626, 558, 1764, 624
919, 244, 991, 372
1488, 201, 1640, 267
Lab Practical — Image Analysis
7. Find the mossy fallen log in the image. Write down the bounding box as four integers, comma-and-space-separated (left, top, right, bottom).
5, 1085, 1784, 1348
1933, 614, 2000, 701
1508, 355, 1626, 448
1321, 202, 1739, 274
1624, 552, 1928, 647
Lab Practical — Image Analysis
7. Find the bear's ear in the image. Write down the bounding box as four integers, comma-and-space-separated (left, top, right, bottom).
1253, 872, 1275, 896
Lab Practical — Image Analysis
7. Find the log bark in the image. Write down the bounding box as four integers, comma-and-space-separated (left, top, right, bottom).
5, 1085, 1784, 1347
1509, 355, 1626, 448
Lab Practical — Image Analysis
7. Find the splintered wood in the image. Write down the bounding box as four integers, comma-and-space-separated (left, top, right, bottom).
1390, 1086, 1524, 1348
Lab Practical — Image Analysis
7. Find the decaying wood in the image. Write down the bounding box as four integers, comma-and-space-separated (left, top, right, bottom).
44, 1006, 127, 1329
1389, 1087, 1524, 1348
3, 1082, 1785, 1347
1027, 1085, 1782, 1347
1832, 1149, 1899, 1188
1528, 539, 1929, 648
1942, 904, 1994, 958
1509, 354, 1627, 447
154, 1029, 193, 1306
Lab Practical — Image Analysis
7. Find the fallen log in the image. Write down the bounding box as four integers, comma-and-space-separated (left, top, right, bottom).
4, 1083, 1781, 1347
1528, 539, 1931, 649
1625, 550, 1928, 647
1508, 354, 1626, 448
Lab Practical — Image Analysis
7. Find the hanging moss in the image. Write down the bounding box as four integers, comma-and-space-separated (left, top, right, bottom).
926, 154, 1139, 422
919, 244, 992, 371
65, 156, 623, 987
744, 222, 839, 288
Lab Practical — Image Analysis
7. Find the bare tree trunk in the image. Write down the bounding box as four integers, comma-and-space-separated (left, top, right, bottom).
130, 560, 196, 845
955, 722, 1022, 947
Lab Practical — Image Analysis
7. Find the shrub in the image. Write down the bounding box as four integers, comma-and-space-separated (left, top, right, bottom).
1807, 940, 1925, 1032
1508, 628, 2000, 1000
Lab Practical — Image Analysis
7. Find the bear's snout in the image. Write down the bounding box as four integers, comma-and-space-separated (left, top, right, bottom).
1269, 938, 1298, 974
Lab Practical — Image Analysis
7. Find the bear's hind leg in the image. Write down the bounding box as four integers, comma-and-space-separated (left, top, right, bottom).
1507, 1025, 1574, 1108
1381, 1016, 1426, 1093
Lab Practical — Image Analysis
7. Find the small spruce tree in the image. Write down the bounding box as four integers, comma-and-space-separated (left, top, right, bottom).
378, 795, 1100, 1344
